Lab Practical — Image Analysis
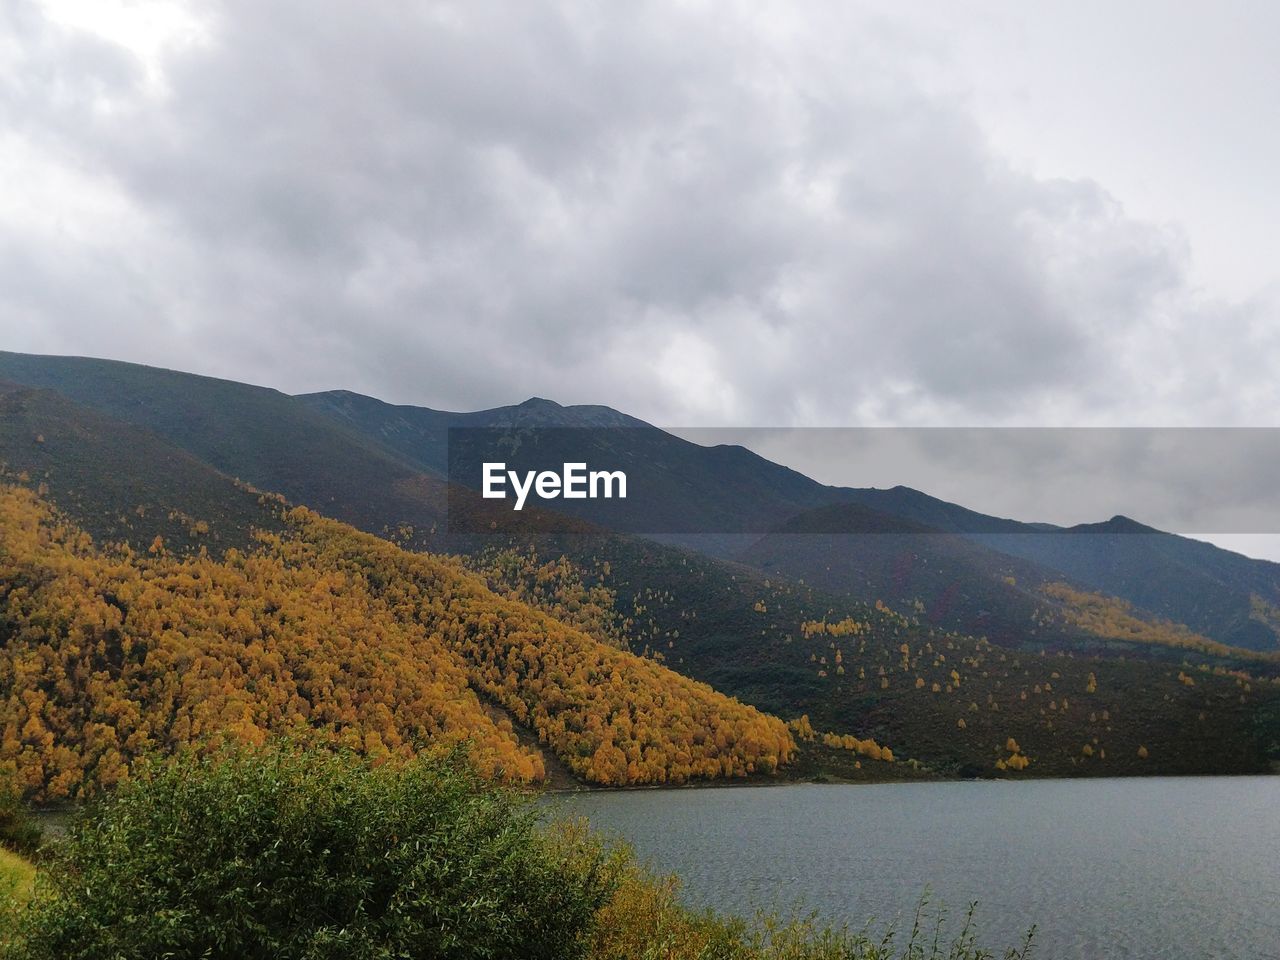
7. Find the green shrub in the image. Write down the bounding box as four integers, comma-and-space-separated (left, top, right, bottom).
3, 746, 611, 960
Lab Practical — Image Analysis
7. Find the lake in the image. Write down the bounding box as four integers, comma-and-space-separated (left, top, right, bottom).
550, 777, 1280, 960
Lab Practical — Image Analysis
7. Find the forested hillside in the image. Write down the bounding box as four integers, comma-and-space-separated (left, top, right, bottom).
472, 537, 1280, 778
0, 485, 792, 800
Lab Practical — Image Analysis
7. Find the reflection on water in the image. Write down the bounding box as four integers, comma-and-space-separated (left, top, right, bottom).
551, 777, 1280, 960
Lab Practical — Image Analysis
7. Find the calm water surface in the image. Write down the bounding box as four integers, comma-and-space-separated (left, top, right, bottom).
551, 777, 1280, 960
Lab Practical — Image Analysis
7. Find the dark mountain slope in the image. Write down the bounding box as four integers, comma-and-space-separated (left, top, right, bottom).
297, 382, 1280, 652
0, 382, 281, 552
0, 351, 431, 493
736, 502, 1071, 646
0, 351, 464, 545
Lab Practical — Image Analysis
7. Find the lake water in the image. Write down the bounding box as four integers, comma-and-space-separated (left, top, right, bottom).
550, 777, 1280, 960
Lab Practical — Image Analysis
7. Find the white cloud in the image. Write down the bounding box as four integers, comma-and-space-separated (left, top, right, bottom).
1, 0, 1277, 429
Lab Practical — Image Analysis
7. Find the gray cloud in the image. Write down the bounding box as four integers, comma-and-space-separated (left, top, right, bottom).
2, 0, 1277, 429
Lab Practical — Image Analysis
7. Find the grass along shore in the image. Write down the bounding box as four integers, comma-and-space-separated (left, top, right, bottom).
0, 849, 33, 910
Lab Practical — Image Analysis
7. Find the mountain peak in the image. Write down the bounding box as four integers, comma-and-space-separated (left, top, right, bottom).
1066, 514, 1159, 535
1104, 514, 1154, 532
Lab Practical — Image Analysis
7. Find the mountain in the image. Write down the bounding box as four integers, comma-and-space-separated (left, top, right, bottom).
3, 351, 1277, 659
0, 358, 908, 757
0, 353, 835, 543
1, 350, 1277, 781
295, 376, 1280, 655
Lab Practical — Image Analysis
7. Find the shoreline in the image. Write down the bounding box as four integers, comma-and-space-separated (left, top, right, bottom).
539, 766, 1280, 796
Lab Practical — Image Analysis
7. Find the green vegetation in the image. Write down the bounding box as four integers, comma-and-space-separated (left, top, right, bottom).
0, 776, 38, 924
0, 745, 1034, 960
2, 748, 608, 959
0, 847, 35, 920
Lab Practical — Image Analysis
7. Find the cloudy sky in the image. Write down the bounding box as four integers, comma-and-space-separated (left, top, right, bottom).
4, 0, 1278, 432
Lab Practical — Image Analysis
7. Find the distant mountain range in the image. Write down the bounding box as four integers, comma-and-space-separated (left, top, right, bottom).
304, 382, 1280, 654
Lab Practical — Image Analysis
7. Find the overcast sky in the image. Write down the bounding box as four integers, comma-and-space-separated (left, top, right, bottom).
4, 1, 1280, 553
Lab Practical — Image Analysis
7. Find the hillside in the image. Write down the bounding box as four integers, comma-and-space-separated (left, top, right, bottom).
0, 484, 793, 800
0, 381, 282, 553
969, 520, 1280, 652
470, 532, 1279, 779
0, 352, 457, 548
735, 502, 1070, 647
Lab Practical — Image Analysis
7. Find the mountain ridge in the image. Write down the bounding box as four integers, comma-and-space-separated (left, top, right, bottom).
2, 349, 1278, 656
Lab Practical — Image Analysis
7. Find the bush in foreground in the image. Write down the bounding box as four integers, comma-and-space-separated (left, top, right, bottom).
2, 747, 609, 960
